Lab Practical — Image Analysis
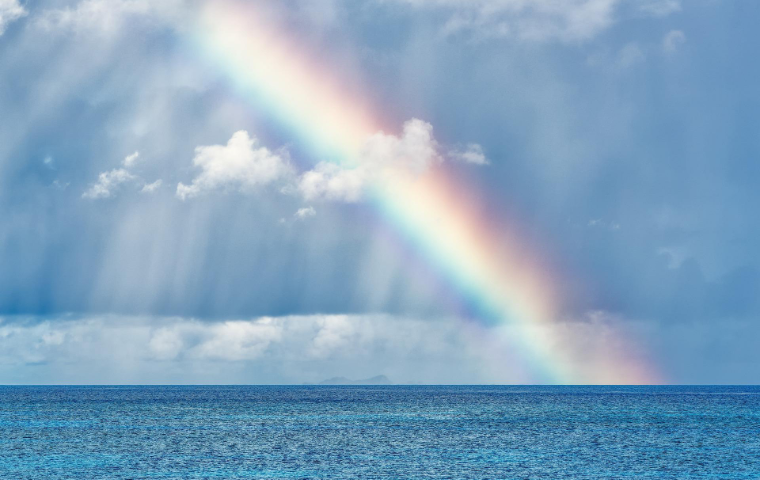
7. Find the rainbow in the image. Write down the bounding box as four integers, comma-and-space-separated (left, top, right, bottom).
193, 1, 660, 384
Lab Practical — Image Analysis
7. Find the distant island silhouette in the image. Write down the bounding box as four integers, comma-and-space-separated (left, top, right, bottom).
317, 375, 392, 385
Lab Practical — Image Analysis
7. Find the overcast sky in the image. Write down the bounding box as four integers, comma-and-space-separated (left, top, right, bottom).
1, 0, 758, 384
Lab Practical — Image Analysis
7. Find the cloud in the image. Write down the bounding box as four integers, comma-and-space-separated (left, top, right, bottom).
657, 246, 689, 270
146, 318, 287, 362
309, 315, 366, 359
361, 118, 441, 173
33, 0, 185, 36
450, 143, 489, 165
179, 320, 284, 362
51, 179, 70, 190
387, 0, 682, 43
616, 42, 645, 68
122, 151, 140, 168
587, 218, 622, 231
82, 168, 138, 199
298, 118, 441, 202
400, 0, 619, 42
140, 179, 162, 193
638, 0, 680, 18
298, 162, 365, 203
663, 29, 685, 54
295, 206, 316, 219
147, 326, 184, 361
176, 131, 293, 200
0, 314, 485, 384
0, 0, 26, 35
14, 311, 755, 384
179, 120, 479, 204
83, 151, 150, 199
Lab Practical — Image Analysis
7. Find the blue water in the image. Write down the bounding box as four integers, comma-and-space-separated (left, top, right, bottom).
1, 386, 759, 479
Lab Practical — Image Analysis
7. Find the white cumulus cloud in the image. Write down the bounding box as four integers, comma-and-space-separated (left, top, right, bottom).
140, 179, 162, 194
295, 206, 316, 219
123, 151, 140, 168
82, 168, 138, 199
361, 118, 441, 173
83, 151, 153, 199
177, 130, 293, 200
450, 143, 489, 165
179, 119, 480, 205
0, 0, 26, 35
298, 118, 441, 202
298, 162, 365, 203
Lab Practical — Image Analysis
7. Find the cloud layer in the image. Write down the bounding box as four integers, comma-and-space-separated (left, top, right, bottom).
3, 310, 759, 384
0, 314, 478, 384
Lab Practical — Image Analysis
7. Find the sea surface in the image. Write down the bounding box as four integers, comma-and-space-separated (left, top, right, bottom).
1, 385, 759, 479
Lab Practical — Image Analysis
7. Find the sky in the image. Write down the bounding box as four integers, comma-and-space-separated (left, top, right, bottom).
1, 0, 759, 385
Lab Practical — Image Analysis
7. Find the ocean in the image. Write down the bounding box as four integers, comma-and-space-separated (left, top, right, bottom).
1, 386, 758, 479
